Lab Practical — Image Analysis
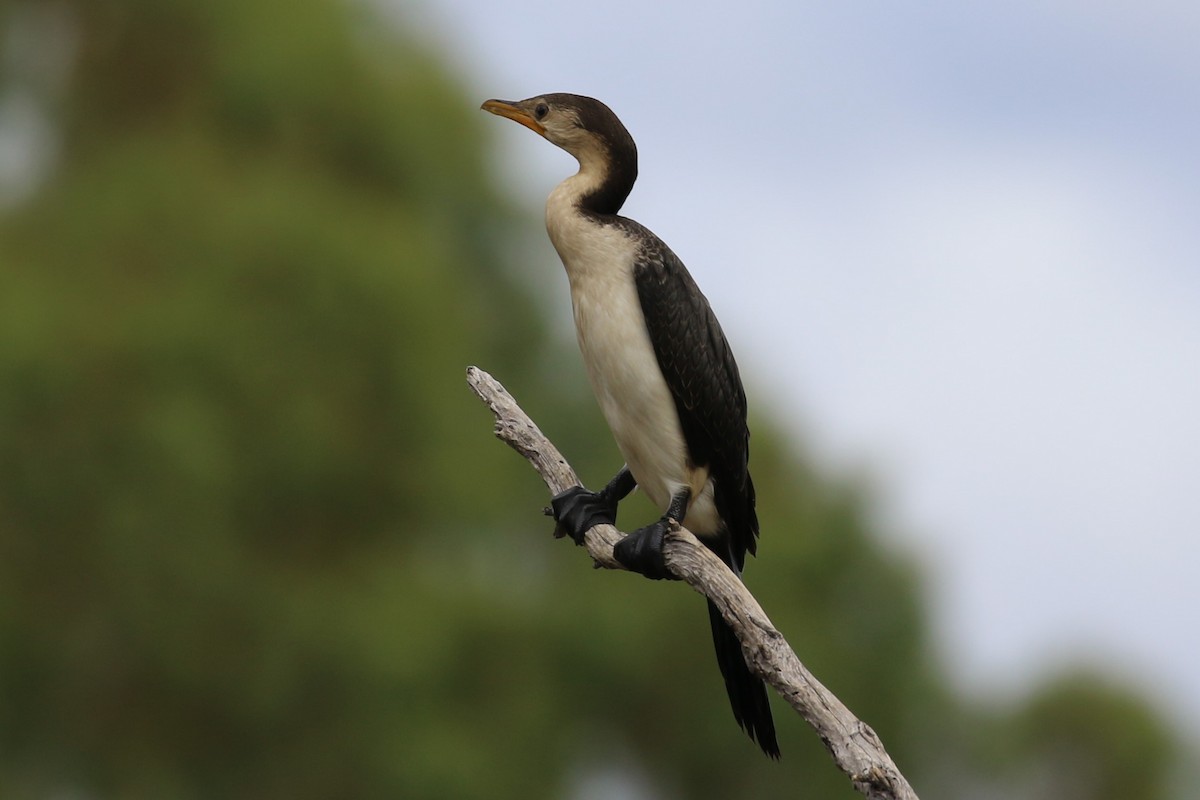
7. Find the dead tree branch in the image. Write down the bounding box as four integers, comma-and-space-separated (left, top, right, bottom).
467, 365, 920, 800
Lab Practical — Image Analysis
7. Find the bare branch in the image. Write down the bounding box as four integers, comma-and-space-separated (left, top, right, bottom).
467, 366, 920, 800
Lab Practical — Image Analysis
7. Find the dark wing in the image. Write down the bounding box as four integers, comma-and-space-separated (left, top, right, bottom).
629, 224, 759, 571
626, 224, 777, 755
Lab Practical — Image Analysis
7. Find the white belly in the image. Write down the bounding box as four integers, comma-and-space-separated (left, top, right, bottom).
546, 189, 718, 534
573, 275, 719, 535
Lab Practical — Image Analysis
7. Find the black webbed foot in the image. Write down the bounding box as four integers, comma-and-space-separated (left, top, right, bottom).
547, 485, 618, 545
613, 518, 679, 581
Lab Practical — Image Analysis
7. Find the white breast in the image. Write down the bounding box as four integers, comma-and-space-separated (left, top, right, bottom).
546, 178, 718, 535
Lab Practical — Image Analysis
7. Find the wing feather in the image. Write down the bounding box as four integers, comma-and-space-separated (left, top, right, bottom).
626, 224, 759, 569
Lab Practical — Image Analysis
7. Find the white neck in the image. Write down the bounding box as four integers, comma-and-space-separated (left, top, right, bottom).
543, 161, 638, 290
546, 157, 607, 257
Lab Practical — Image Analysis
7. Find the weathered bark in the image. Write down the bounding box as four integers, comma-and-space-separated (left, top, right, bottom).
467, 366, 920, 800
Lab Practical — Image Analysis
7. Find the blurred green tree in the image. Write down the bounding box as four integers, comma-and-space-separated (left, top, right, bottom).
993, 672, 1179, 800
0, 1, 1189, 798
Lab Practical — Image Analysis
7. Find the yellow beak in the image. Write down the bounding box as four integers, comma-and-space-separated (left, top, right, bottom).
481, 99, 546, 136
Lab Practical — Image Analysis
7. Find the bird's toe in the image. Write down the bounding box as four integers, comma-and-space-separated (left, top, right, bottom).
549, 485, 616, 544
613, 520, 676, 580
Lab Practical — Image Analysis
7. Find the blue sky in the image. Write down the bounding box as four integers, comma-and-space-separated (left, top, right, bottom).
409, 0, 1200, 735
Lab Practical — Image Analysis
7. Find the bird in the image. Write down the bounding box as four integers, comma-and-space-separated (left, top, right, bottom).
481, 93, 778, 758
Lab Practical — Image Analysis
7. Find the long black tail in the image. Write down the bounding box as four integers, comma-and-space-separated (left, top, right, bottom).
707, 598, 779, 757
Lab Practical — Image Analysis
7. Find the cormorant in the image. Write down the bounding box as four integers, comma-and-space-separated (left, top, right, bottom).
482, 93, 778, 757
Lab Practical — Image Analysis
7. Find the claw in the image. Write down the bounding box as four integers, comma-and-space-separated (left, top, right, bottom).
613, 519, 677, 580
547, 485, 617, 545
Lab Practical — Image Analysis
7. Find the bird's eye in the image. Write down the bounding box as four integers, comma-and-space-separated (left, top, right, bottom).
534, 103, 549, 119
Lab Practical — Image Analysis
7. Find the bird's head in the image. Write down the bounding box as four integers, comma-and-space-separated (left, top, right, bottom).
481, 93, 637, 212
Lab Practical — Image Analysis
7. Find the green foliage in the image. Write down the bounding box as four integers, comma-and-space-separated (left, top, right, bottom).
1000, 672, 1178, 800
0, 1, 1189, 798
